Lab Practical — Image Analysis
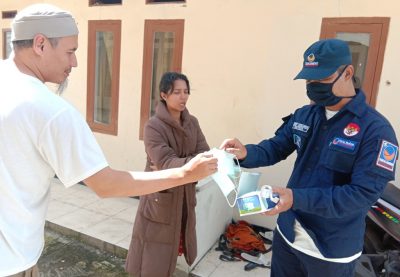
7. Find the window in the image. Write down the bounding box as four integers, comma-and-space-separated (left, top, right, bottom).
87, 20, 121, 135
89, 0, 122, 6
139, 19, 184, 139
2, 29, 11, 59
320, 18, 390, 107
2, 10, 17, 19
146, 0, 185, 3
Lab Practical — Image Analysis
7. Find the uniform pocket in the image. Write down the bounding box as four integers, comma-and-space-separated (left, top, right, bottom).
325, 147, 357, 173
143, 192, 173, 224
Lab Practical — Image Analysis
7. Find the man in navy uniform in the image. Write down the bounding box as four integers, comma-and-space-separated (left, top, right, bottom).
221, 38, 398, 277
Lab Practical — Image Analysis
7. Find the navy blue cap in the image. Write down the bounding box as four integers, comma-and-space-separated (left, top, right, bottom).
294, 39, 352, 80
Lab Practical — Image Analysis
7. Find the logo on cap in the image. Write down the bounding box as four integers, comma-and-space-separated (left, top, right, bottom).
304, 53, 318, 67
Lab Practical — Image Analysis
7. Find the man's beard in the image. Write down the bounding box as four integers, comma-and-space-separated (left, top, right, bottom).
56, 78, 69, 95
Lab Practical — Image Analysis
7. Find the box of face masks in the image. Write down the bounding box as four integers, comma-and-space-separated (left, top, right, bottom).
236, 172, 280, 216
207, 148, 279, 216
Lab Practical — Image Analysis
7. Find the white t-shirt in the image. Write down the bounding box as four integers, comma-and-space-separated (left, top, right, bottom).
0, 59, 108, 276
277, 221, 361, 263
325, 108, 339, 120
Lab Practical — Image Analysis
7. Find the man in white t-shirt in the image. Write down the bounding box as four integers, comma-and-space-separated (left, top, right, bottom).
0, 4, 217, 277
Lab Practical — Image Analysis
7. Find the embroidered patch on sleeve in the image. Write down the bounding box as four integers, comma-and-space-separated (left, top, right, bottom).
292, 122, 309, 133
376, 140, 399, 172
293, 134, 302, 149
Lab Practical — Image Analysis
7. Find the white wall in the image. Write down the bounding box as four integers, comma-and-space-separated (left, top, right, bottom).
1, 0, 399, 229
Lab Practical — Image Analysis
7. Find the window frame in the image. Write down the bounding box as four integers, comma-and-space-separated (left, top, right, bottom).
2, 10, 17, 19
89, 0, 122, 6
139, 19, 184, 139
86, 20, 121, 136
2, 28, 11, 59
146, 0, 185, 4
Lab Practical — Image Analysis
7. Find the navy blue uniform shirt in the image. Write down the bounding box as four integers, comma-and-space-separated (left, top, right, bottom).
240, 90, 398, 258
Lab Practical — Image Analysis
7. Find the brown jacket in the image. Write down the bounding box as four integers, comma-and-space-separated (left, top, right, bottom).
125, 102, 209, 277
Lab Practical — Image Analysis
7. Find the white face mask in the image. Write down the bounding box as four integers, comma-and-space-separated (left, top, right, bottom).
208, 148, 241, 207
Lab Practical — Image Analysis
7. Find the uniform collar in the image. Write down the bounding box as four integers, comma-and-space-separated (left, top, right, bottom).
314, 89, 367, 120
341, 89, 368, 117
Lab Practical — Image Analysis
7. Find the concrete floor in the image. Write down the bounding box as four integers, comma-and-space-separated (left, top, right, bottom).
43, 178, 271, 277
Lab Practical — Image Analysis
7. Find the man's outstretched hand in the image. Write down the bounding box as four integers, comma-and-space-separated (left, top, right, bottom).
219, 138, 247, 160
183, 152, 218, 183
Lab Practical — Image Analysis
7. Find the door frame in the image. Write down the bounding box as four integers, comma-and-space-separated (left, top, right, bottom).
320, 17, 390, 107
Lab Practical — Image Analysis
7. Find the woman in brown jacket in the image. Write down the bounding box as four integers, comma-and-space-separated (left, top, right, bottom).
125, 72, 210, 277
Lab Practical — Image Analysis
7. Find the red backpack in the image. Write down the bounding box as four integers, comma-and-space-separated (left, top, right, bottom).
224, 220, 267, 254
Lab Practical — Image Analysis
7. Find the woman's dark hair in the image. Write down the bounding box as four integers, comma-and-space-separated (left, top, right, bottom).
159, 72, 190, 102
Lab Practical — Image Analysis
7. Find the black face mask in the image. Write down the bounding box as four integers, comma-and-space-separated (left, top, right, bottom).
306, 65, 353, 107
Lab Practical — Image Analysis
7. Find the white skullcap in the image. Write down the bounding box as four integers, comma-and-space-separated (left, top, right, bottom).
11, 4, 79, 42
